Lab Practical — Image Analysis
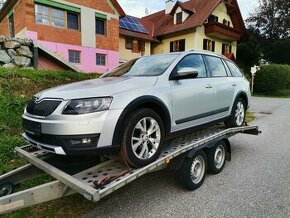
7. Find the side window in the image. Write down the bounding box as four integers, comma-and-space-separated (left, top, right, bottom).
226, 60, 243, 77
175, 54, 207, 78
205, 56, 227, 77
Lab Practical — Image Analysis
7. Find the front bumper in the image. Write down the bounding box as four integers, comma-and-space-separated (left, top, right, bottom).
22, 109, 123, 155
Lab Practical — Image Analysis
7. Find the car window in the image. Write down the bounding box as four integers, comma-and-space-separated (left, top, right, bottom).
175, 54, 207, 78
225, 60, 243, 77
205, 56, 227, 77
102, 54, 179, 77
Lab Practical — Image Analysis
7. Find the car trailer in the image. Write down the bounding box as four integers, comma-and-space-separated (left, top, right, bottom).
0, 125, 260, 215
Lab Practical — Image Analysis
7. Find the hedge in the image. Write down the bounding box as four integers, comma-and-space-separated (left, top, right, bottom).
254, 64, 290, 94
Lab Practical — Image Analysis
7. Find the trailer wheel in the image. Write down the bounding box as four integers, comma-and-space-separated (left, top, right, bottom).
177, 150, 207, 191
0, 182, 14, 197
207, 141, 226, 174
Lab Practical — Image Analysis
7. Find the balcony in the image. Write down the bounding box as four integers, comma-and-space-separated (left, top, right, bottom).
205, 22, 242, 41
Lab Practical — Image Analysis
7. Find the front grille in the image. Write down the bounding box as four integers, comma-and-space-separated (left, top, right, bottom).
26, 98, 62, 117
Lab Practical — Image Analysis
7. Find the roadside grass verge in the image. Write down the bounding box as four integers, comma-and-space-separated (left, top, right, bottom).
246, 111, 255, 123
0, 67, 100, 217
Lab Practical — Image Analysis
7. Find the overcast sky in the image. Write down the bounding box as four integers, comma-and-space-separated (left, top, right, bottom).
118, 0, 259, 20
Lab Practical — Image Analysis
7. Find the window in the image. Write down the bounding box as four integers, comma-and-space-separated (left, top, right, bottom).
225, 60, 243, 77
176, 12, 183, 24
223, 19, 231, 26
205, 56, 227, 77
170, 39, 185, 52
208, 14, 218, 23
52, 8, 65, 27
222, 43, 232, 54
35, 4, 80, 30
203, 39, 215, 52
175, 55, 207, 78
96, 18, 106, 35
102, 54, 179, 77
96, 53, 106, 66
138, 41, 145, 53
8, 14, 15, 38
67, 12, 79, 30
68, 50, 80, 63
35, 4, 50, 24
125, 39, 133, 50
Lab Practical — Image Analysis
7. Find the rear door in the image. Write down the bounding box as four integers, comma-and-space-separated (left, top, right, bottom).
170, 54, 214, 131
204, 55, 235, 119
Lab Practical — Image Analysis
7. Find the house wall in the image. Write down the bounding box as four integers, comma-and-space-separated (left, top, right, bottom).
152, 30, 196, 54
0, 18, 9, 36
119, 36, 151, 62
211, 2, 233, 27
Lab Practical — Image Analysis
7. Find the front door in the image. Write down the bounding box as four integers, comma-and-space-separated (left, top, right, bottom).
170, 54, 214, 131
9, 13, 15, 38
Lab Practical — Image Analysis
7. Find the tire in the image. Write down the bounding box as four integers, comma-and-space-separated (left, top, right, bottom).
120, 108, 165, 168
177, 150, 207, 191
225, 98, 246, 128
0, 182, 14, 197
207, 141, 226, 174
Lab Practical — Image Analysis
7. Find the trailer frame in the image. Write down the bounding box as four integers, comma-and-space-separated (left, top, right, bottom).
0, 125, 260, 214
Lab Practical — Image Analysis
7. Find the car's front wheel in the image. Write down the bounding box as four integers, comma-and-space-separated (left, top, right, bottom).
121, 108, 165, 168
225, 98, 246, 128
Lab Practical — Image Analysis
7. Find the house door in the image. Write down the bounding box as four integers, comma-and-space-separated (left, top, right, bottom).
9, 13, 15, 38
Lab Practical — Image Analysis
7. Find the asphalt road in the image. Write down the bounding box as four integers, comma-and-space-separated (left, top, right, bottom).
86, 97, 290, 218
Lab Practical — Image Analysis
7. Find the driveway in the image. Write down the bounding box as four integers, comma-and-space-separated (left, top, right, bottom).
86, 97, 290, 218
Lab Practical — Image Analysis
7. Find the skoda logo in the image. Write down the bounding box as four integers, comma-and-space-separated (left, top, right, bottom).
34, 94, 42, 103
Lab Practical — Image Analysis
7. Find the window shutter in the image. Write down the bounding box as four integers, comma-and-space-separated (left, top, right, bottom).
179, 39, 185, 51
212, 41, 215, 52
203, 39, 207, 50
170, 42, 174, 52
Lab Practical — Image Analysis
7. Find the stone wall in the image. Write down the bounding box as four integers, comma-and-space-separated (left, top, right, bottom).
0, 35, 33, 68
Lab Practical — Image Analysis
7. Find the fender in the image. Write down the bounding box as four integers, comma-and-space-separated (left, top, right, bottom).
112, 96, 171, 146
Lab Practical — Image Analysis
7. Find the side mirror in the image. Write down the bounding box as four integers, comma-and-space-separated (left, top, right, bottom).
173, 67, 199, 80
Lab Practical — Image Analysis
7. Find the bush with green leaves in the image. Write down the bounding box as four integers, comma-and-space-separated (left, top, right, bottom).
254, 64, 290, 95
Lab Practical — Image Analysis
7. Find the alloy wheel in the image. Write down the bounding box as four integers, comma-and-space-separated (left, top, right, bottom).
131, 117, 161, 160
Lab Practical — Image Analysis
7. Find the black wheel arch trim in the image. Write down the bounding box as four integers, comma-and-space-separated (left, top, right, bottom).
112, 96, 171, 146
235, 91, 249, 108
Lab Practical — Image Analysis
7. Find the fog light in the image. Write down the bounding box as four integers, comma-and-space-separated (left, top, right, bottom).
69, 136, 99, 146
82, 138, 92, 144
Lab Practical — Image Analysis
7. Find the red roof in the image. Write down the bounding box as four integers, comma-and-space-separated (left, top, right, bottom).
140, 0, 244, 37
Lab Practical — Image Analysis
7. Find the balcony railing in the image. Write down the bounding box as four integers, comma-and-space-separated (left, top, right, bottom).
205, 22, 242, 41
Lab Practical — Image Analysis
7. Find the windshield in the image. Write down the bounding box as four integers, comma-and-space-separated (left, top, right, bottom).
102, 54, 179, 77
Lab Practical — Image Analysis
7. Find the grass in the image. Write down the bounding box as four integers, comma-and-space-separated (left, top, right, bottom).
245, 111, 255, 123
0, 67, 257, 217
0, 67, 100, 218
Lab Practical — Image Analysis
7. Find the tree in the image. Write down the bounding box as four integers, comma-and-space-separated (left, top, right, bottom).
237, 27, 263, 75
246, 0, 290, 39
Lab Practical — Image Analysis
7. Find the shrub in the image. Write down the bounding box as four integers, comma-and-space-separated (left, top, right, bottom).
254, 64, 290, 94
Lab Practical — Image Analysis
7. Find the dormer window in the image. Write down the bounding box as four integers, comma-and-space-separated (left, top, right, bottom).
176, 12, 183, 24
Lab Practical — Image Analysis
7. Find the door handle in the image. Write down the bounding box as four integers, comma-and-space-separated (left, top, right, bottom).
205, 84, 213, 89
232, 84, 237, 87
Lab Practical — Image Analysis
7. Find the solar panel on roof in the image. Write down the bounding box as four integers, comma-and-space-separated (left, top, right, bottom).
119, 16, 149, 34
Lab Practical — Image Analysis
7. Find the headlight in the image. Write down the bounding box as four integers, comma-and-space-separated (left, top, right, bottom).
62, 97, 113, 115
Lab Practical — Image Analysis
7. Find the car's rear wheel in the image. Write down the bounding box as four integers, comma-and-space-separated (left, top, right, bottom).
121, 108, 165, 168
225, 98, 246, 128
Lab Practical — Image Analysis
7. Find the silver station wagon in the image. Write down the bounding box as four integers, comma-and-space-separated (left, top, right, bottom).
22, 50, 250, 167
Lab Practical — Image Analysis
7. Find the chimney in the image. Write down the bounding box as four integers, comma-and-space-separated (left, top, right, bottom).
165, 0, 175, 14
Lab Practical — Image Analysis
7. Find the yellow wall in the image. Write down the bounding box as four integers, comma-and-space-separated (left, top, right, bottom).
194, 25, 237, 56
211, 2, 233, 27
119, 36, 151, 62
152, 30, 196, 54
151, 2, 237, 57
